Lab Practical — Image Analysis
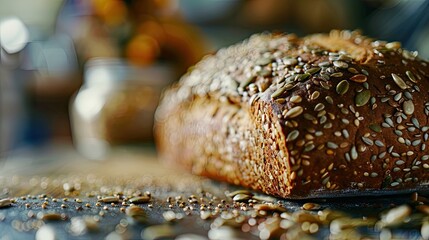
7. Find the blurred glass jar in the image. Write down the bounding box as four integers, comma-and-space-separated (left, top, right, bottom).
70, 58, 173, 160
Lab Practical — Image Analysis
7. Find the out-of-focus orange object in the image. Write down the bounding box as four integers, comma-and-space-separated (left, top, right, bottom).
125, 34, 160, 66
92, 0, 128, 26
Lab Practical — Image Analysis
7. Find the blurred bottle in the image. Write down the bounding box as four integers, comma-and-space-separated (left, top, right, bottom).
70, 58, 173, 160
0, 17, 29, 159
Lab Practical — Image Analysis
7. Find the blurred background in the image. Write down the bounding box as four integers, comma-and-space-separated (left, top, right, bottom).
1, 0, 428, 160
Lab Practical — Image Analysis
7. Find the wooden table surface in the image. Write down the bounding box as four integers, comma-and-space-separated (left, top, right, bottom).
0, 144, 426, 239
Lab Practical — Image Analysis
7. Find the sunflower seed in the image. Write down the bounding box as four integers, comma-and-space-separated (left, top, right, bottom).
0, 198, 11, 208
402, 100, 414, 115
99, 196, 119, 203
355, 90, 371, 107
361, 137, 374, 146
327, 142, 339, 149
375, 140, 385, 147
284, 106, 303, 119
38, 212, 66, 221
351, 146, 358, 160
379, 205, 411, 227
406, 71, 417, 83
391, 73, 408, 90
402, 50, 416, 60
336, 80, 349, 95
412, 117, 420, 128
129, 196, 151, 204
254, 203, 287, 212
290, 95, 302, 103
142, 224, 174, 240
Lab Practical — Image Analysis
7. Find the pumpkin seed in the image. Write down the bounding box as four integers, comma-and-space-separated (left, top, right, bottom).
254, 204, 287, 212
403, 100, 414, 115
286, 130, 300, 142
369, 124, 381, 133
331, 72, 343, 78
233, 193, 251, 202
386, 41, 401, 49
314, 103, 325, 111
311, 91, 320, 100
336, 80, 349, 95
355, 90, 371, 107
305, 67, 321, 75
350, 74, 367, 83
391, 73, 408, 90
200, 211, 212, 220
255, 57, 272, 66
302, 202, 321, 211
283, 58, 297, 66
126, 205, 146, 224
141, 224, 174, 240
163, 210, 179, 222
402, 50, 416, 60
297, 73, 311, 81
239, 76, 256, 89
226, 190, 253, 197
348, 67, 358, 74
284, 106, 303, 119
333, 61, 348, 68
325, 96, 334, 104
271, 84, 291, 99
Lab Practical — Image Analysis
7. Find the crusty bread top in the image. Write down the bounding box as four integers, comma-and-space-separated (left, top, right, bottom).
157, 30, 429, 195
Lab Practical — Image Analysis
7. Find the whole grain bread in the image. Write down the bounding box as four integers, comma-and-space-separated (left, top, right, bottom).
154, 30, 429, 199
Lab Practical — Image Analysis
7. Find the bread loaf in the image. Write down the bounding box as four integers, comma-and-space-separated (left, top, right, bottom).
154, 30, 429, 199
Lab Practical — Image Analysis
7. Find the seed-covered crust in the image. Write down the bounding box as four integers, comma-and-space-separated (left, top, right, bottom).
155, 30, 429, 199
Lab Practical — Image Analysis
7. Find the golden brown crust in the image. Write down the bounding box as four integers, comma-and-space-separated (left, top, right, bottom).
155, 30, 429, 198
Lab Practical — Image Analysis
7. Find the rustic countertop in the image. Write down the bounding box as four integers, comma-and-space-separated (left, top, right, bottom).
0, 144, 426, 239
